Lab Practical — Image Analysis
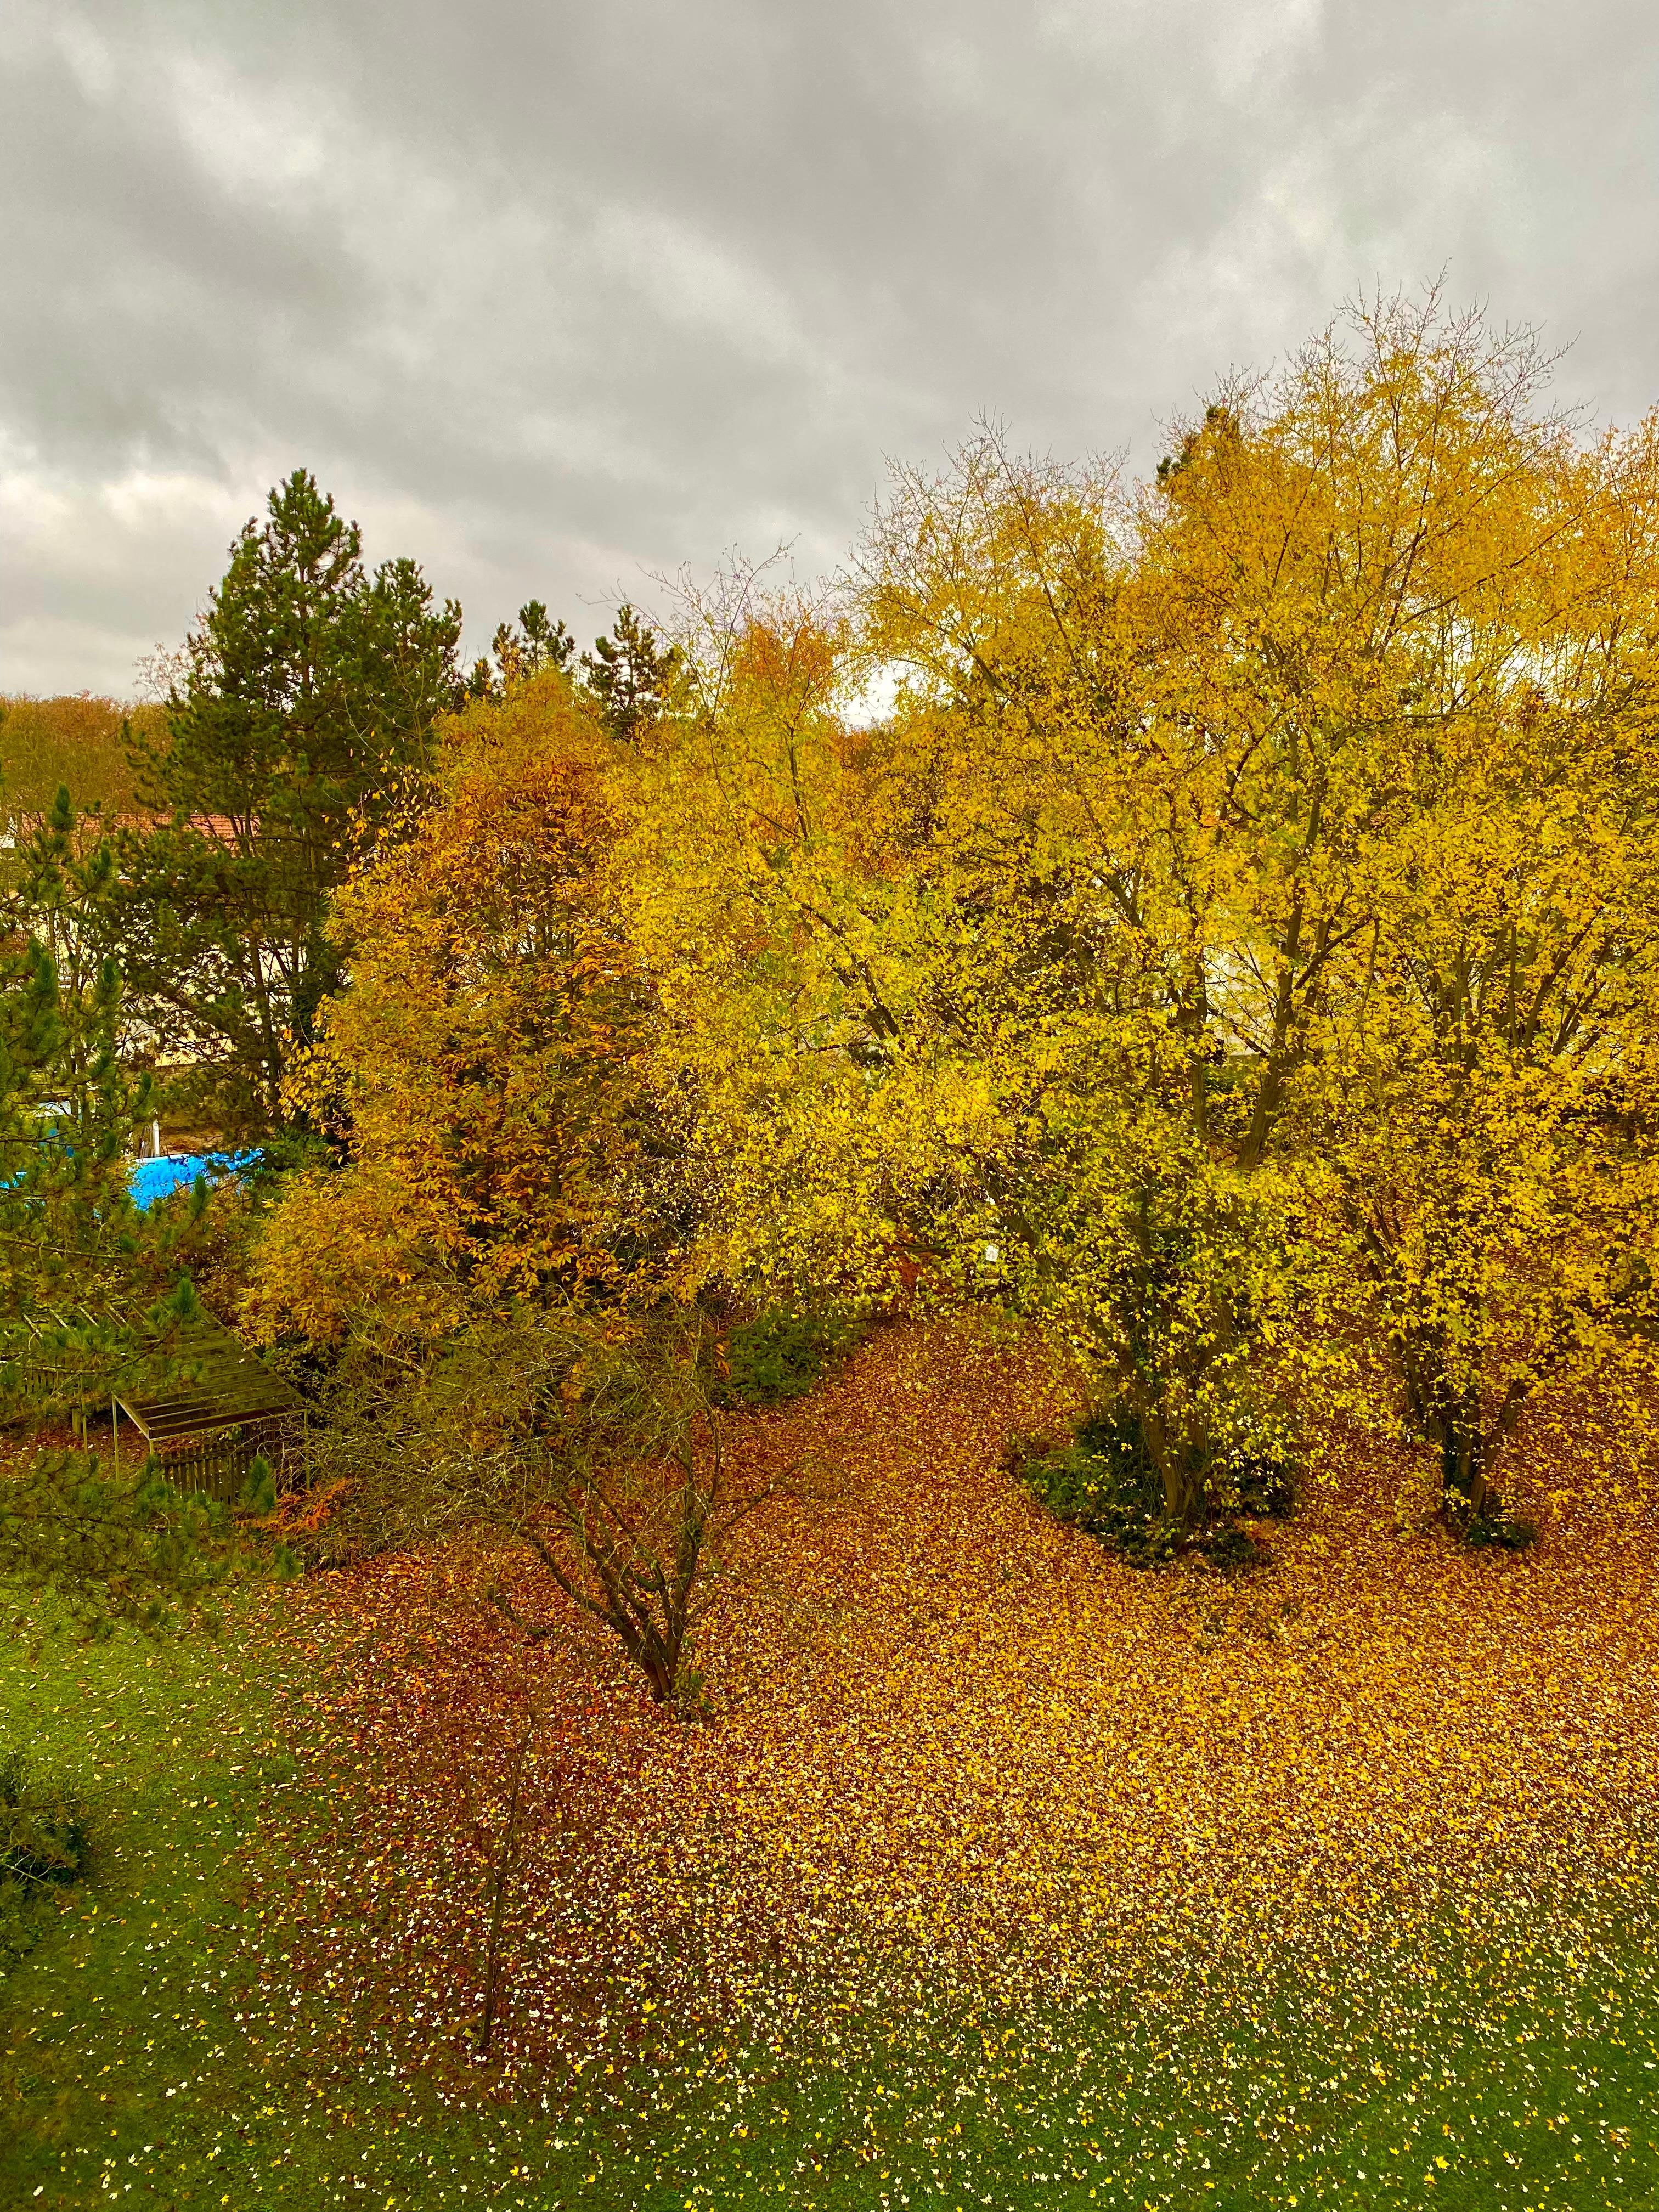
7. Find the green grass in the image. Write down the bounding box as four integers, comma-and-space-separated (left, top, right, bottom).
2, 1610, 1656, 2209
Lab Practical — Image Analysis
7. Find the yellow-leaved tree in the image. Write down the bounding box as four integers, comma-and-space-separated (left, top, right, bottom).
1291, 409, 1659, 1508
1139, 302, 1659, 1513
624, 294, 1659, 1534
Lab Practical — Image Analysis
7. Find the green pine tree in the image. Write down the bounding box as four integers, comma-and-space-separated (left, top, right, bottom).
115, 470, 462, 1137
0, 786, 146, 1338
467, 599, 577, 698
579, 603, 679, 742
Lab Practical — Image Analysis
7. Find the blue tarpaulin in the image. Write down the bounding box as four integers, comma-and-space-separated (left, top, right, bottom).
129, 1150, 261, 1210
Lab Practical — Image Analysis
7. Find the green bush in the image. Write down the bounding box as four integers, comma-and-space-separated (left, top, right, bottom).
1012, 1399, 1297, 1570
715, 1307, 865, 1407
1013, 1407, 1178, 1567
1458, 1505, 1539, 1551
0, 1747, 88, 1886
0, 1746, 89, 1973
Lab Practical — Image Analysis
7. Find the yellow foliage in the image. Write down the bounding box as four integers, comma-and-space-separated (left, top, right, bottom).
621, 294, 1659, 1514
242, 289, 1659, 1524
0, 692, 161, 826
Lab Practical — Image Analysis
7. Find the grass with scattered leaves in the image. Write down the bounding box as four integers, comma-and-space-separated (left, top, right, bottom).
3, 1320, 1658, 2207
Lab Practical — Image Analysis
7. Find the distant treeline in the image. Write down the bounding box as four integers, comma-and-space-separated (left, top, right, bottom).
0, 693, 168, 825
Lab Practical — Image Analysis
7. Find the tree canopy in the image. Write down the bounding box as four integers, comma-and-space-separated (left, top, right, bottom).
607, 296, 1659, 1526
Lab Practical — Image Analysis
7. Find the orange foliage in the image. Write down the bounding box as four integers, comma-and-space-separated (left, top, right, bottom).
246, 675, 669, 1344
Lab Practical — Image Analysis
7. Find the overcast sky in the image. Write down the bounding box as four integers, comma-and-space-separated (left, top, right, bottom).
5, 0, 1659, 696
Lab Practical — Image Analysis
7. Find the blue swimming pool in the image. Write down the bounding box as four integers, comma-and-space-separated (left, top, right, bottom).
129, 1151, 261, 1209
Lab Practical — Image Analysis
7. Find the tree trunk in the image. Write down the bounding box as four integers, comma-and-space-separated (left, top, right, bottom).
1403, 1342, 1499, 1518
1437, 1383, 1497, 1515
474, 1718, 531, 2059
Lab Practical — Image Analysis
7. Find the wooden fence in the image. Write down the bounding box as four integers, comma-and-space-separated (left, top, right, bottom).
151, 1418, 292, 1504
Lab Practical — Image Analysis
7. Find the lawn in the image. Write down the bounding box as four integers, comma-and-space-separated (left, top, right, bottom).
4, 1322, 1658, 2209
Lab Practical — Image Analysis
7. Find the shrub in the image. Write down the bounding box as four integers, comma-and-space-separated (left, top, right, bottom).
1013, 1408, 1178, 1567
0, 1748, 89, 1886
1012, 1398, 1297, 1570
1457, 1505, 1539, 1551
715, 1306, 865, 1407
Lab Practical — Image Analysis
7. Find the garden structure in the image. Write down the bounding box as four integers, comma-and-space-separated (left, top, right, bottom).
111, 1308, 300, 1498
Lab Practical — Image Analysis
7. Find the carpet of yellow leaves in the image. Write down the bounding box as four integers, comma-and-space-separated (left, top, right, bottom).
243, 1318, 1658, 2105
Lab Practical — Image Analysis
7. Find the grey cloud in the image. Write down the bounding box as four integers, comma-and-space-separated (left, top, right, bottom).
4, 0, 1659, 693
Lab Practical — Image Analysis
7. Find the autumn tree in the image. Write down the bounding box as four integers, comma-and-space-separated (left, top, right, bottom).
244, 671, 744, 1701
620, 516, 1296, 1530
619, 572, 940, 1293
468, 1314, 732, 1712
245, 670, 672, 1347
1135, 300, 1659, 1511
624, 296, 1659, 1533
1299, 501, 1659, 1509
0, 694, 160, 833
225, 296, 1659, 1551
289, 1308, 741, 1711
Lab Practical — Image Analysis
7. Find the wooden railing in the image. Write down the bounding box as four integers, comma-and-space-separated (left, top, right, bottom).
154, 1419, 290, 1504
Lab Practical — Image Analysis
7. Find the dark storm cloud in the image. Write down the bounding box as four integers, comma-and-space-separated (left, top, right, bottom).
5, 0, 1659, 691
